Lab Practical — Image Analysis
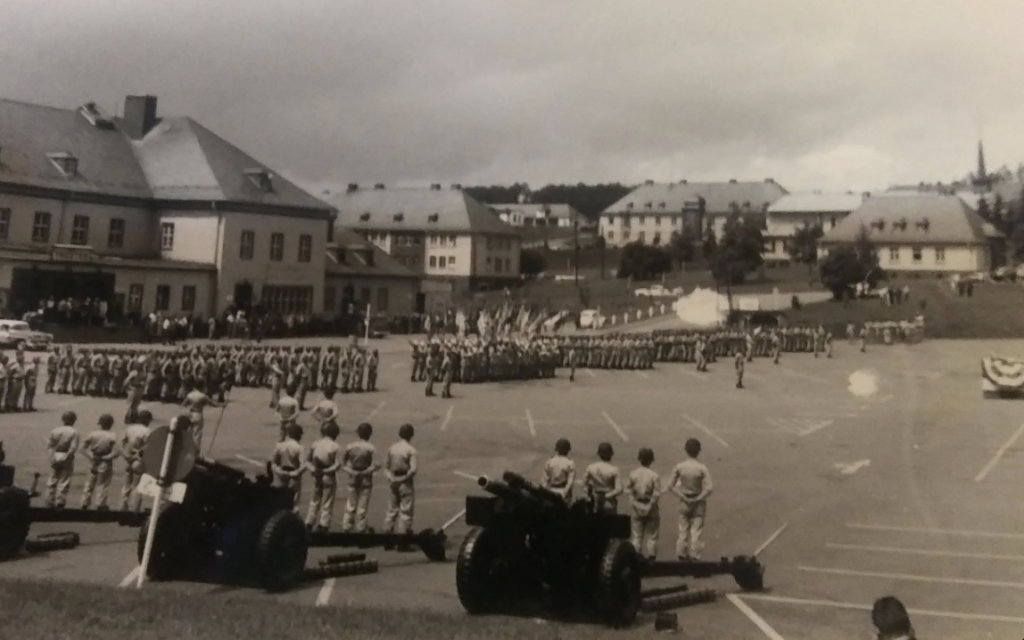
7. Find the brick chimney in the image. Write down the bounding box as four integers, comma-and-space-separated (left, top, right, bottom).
122, 95, 159, 140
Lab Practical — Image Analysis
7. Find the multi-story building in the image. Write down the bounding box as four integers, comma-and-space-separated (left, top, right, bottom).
599, 179, 788, 247
0, 95, 333, 319
330, 184, 522, 304
324, 228, 420, 317
818, 193, 1001, 274
763, 192, 863, 263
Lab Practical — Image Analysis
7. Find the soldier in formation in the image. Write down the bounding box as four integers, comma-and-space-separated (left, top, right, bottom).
0, 347, 41, 413
410, 337, 561, 392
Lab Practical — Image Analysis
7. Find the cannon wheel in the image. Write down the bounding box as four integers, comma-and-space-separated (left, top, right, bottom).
0, 487, 31, 561
417, 528, 448, 562
732, 556, 765, 592
455, 527, 506, 614
255, 510, 308, 592
137, 504, 191, 581
595, 539, 642, 628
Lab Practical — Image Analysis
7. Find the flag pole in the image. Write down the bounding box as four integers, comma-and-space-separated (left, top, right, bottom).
364, 302, 371, 346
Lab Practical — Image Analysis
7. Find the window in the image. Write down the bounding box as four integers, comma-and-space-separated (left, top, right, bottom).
486, 237, 493, 250
448, 256, 456, 268
127, 284, 144, 312
486, 257, 493, 271
0, 208, 9, 239
240, 230, 255, 260
439, 256, 447, 268
655, 216, 662, 226
298, 234, 312, 263
888, 247, 899, 263
621, 215, 630, 226
429, 255, 437, 268
107, 218, 125, 248
31, 211, 50, 241
504, 258, 511, 273
260, 285, 313, 314
607, 231, 615, 241
638, 216, 646, 225
653, 232, 662, 246
448, 235, 457, 245
830, 216, 837, 229
377, 287, 389, 312
161, 222, 175, 250
413, 235, 422, 245
181, 286, 196, 312
935, 247, 946, 264
324, 286, 336, 311
360, 287, 371, 304
270, 232, 284, 261
623, 229, 631, 240
429, 235, 438, 246
155, 285, 170, 311
912, 247, 922, 263
494, 259, 503, 274
638, 231, 645, 243
67, 215, 88, 245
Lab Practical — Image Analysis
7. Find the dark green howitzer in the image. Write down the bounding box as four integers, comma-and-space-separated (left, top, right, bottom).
456, 471, 642, 627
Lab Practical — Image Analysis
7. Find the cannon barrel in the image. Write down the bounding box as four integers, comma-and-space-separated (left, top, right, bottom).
477, 476, 548, 508
193, 456, 248, 482
502, 471, 567, 509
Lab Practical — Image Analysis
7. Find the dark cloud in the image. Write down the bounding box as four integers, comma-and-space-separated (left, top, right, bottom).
3, 0, 1023, 194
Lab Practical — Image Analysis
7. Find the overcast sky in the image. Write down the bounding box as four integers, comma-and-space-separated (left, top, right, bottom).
3, 1, 1022, 195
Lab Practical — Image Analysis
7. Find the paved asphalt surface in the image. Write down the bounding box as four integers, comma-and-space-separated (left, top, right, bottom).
1, 336, 1023, 639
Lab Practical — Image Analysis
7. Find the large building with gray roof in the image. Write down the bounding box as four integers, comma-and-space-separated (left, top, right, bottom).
0, 94, 424, 320
764, 192, 864, 263
598, 178, 788, 248
330, 184, 522, 299
818, 193, 1002, 274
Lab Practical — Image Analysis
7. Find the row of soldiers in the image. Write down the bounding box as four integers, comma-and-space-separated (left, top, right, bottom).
0, 349, 42, 413
42, 343, 383, 407
409, 338, 561, 386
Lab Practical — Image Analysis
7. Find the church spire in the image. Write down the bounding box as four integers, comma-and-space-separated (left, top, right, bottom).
973, 140, 992, 192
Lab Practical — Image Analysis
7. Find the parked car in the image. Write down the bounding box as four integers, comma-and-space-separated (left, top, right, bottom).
0, 320, 54, 351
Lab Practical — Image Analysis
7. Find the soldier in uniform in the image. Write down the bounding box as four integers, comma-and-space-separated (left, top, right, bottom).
295, 356, 311, 410
311, 388, 340, 435
6, 356, 23, 411
46, 347, 59, 394
859, 324, 868, 353
567, 344, 577, 382
424, 345, 441, 397
771, 330, 781, 365
305, 420, 342, 532
80, 414, 119, 510
350, 348, 365, 393
22, 357, 39, 411
626, 447, 661, 563
269, 355, 285, 409
340, 422, 380, 533
382, 423, 417, 546
365, 349, 379, 392
182, 381, 223, 451
119, 409, 152, 512
540, 438, 575, 502
276, 384, 300, 443
667, 438, 713, 561
734, 349, 745, 389
584, 442, 622, 514
271, 423, 306, 513
440, 350, 454, 399
46, 411, 80, 509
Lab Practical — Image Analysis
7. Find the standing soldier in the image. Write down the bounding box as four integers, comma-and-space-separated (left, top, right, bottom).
382, 423, 417, 547
271, 423, 306, 512
824, 328, 834, 358
567, 344, 577, 383
540, 438, 575, 502
312, 387, 340, 436
305, 421, 342, 532
124, 364, 145, 424
22, 356, 39, 411
322, 347, 338, 392
626, 447, 661, 564
80, 414, 119, 510
424, 345, 440, 397
181, 382, 223, 451
340, 422, 380, 533
269, 355, 285, 409
734, 349, 745, 389
365, 349, 379, 392
584, 442, 622, 514
846, 323, 856, 345
45, 411, 80, 509
859, 323, 868, 353
667, 438, 713, 561
295, 356, 311, 411
695, 335, 706, 372
276, 385, 300, 442
6, 356, 23, 412
57, 347, 72, 394
440, 350, 454, 399
771, 330, 781, 365
119, 409, 152, 512
46, 347, 59, 394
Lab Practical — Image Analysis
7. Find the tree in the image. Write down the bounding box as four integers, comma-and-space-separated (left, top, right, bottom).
519, 248, 547, 279
977, 197, 993, 224
853, 224, 882, 285
668, 226, 697, 269
818, 246, 869, 300
617, 242, 672, 280
709, 213, 765, 299
702, 219, 718, 260
787, 224, 824, 274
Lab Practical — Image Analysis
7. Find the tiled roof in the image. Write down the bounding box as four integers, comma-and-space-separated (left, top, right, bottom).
820, 194, 995, 245
768, 192, 864, 214
324, 227, 419, 279
603, 180, 788, 216
0, 98, 152, 198
330, 187, 520, 236
0, 96, 330, 214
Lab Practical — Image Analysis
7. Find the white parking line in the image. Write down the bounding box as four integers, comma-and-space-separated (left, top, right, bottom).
741, 593, 1024, 625
847, 523, 1024, 540
754, 523, 788, 558
316, 578, 335, 607
827, 542, 1024, 562
974, 422, 1024, 482
365, 401, 386, 421
452, 470, 479, 482
600, 411, 630, 442
727, 594, 787, 640
799, 565, 1024, 590
584, 368, 596, 377
235, 454, 264, 468
440, 405, 455, 432
525, 409, 536, 438
119, 566, 141, 588
683, 414, 729, 448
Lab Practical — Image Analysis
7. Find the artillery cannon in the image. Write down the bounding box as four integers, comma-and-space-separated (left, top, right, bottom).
137, 457, 307, 592
643, 555, 764, 592
0, 452, 148, 562
456, 470, 642, 627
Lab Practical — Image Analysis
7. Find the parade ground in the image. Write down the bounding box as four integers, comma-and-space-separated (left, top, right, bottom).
2, 336, 1024, 640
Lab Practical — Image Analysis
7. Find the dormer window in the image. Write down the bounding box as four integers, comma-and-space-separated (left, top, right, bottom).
893, 217, 908, 231
427, 213, 440, 223
364, 249, 375, 266
916, 218, 930, 231
626, 203, 634, 210
658, 202, 666, 209
244, 168, 274, 192
47, 152, 78, 178
871, 218, 885, 231
393, 213, 405, 223
645, 202, 653, 209
359, 212, 371, 222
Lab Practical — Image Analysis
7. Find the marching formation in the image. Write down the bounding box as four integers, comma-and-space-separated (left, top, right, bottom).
409, 337, 560, 397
